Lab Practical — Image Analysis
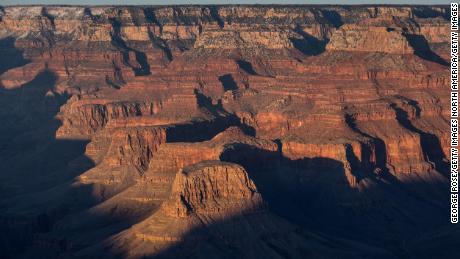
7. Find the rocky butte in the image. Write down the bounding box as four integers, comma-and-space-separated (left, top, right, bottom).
0, 4, 456, 259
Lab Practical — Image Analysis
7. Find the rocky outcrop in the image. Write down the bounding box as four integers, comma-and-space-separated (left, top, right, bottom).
101, 160, 392, 259
56, 96, 163, 138
163, 161, 264, 218
98, 161, 264, 257
327, 24, 412, 53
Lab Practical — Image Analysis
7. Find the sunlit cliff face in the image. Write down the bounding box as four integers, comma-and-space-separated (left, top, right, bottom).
0, 5, 454, 259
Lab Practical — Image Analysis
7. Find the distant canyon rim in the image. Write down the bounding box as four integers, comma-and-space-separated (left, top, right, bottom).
0, 4, 456, 259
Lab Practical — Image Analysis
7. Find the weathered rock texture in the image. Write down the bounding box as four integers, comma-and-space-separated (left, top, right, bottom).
0, 5, 454, 259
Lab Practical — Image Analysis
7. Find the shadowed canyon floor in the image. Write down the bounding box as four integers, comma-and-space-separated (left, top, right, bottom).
0, 4, 457, 259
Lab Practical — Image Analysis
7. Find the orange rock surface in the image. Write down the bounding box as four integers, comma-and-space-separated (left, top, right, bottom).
0, 5, 454, 259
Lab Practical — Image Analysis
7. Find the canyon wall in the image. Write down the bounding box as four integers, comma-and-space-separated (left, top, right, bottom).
0, 5, 454, 259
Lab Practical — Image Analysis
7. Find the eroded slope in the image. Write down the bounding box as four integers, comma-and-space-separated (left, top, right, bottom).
0, 5, 454, 259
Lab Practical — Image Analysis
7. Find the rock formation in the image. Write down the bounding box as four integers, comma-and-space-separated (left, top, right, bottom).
0, 4, 454, 259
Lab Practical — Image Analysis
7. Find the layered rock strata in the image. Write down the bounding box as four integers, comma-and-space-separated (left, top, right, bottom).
0, 5, 453, 259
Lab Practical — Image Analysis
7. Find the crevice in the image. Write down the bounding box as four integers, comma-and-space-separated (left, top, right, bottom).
403, 33, 449, 66
218, 74, 238, 91
83, 7, 92, 17
210, 6, 224, 29
291, 25, 328, 56
147, 29, 172, 62
83, 7, 101, 23
345, 144, 366, 183
41, 7, 55, 28
236, 60, 257, 75
321, 9, 344, 28
109, 18, 151, 76
105, 75, 121, 90
390, 101, 449, 176
110, 59, 125, 87
194, 89, 225, 117
344, 113, 390, 174
143, 7, 163, 34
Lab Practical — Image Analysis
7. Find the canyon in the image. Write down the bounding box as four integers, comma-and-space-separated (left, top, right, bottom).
0, 4, 456, 259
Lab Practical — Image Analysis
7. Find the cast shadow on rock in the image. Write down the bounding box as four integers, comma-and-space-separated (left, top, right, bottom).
291, 26, 328, 56
0, 37, 31, 76
390, 100, 449, 177
163, 90, 255, 143
218, 143, 449, 258
404, 34, 449, 67
0, 70, 97, 258
321, 9, 344, 28
412, 6, 450, 21
236, 59, 258, 75
110, 18, 151, 76
117, 140, 450, 259
219, 74, 238, 91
